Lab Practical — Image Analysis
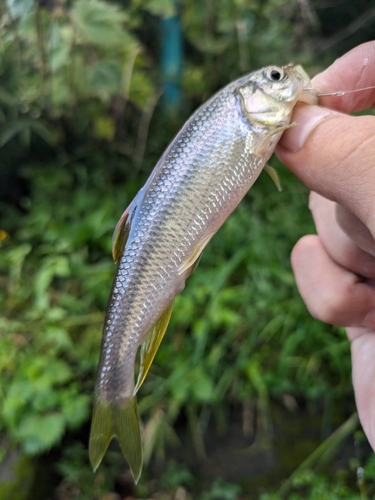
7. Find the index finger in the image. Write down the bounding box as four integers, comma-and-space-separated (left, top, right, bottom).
313, 41, 375, 113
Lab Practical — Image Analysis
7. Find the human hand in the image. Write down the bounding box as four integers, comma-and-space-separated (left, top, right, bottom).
276, 41, 375, 449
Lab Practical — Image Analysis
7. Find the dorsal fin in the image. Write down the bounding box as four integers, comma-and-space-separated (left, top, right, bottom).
112, 207, 131, 263
112, 189, 144, 263
134, 300, 174, 394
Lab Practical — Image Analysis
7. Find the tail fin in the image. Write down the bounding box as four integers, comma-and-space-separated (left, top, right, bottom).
89, 396, 143, 483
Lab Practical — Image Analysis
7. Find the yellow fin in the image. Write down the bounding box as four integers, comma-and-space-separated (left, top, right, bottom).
112, 189, 144, 263
178, 232, 214, 276
112, 207, 132, 263
134, 301, 174, 394
264, 164, 283, 192
89, 396, 143, 483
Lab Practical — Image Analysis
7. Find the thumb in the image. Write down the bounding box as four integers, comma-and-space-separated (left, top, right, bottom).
276, 104, 375, 237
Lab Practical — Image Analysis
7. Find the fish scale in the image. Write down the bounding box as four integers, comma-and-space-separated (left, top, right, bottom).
89, 64, 318, 482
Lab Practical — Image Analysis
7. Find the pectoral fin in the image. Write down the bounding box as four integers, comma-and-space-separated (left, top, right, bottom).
134, 301, 174, 394
264, 164, 283, 192
256, 122, 296, 157
178, 232, 214, 276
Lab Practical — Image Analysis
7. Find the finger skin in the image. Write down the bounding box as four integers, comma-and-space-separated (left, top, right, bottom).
290, 235, 375, 327
279, 43, 375, 453
308, 192, 375, 279
335, 204, 375, 258
351, 332, 375, 451
276, 41, 375, 237
294, 232, 375, 450
277, 110, 375, 237
313, 41, 375, 113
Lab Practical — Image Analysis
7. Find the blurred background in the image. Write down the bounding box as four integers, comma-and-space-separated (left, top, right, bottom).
1, 0, 375, 499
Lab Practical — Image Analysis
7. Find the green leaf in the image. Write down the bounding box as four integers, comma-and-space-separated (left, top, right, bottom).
48, 23, 72, 71
16, 413, 65, 454
2, 382, 34, 426
0, 120, 56, 147
189, 366, 215, 403
89, 61, 121, 99
93, 116, 115, 140
62, 395, 91, 428
34, 255, 70, 310
128, 70, 154, 108
44, 326, 73, 351
0, 87, 18, 107
142, 0, 176, 17
71, 0, 130, 48
6, 0, 35, 19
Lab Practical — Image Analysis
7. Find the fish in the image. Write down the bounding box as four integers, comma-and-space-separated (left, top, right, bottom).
89, 64, 318, 482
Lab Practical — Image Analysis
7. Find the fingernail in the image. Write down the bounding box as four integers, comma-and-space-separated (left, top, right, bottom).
279, 105, 339, 153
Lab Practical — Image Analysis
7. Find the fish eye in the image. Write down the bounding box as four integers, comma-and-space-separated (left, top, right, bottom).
266, 67, 284, 82
270, 70, 281, 81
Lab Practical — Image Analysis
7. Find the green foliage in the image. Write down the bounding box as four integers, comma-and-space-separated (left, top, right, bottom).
0, 0, 151, 145
0, 0, 370, 498
261, 470, 356, 500
0, 157, 132, 456
160, 461, 195, 489
0, 452, 36, 500
181, 0, 313, 99
260, 451, 375, 500
199, 478, 242, 500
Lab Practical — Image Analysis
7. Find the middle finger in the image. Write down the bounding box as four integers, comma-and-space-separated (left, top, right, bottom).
309, 192, 375, 280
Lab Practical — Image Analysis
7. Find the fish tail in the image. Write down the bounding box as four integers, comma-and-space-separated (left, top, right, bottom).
89, 395, 143, 483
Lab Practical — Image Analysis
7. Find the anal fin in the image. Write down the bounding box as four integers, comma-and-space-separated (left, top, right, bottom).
134, 301, 174, 394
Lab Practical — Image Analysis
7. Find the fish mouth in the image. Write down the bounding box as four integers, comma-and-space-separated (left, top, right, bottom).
289, 64, 318, 105
281, 64, 318, 105
299, 86, 319, 105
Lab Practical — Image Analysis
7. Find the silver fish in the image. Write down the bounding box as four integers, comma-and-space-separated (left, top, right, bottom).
89, 64, 317, 482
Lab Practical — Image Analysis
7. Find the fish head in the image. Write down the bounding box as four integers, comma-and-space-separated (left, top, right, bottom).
237, 64, 318, 127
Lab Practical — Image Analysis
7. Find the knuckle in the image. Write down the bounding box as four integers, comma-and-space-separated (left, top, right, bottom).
308, 295, 345, 325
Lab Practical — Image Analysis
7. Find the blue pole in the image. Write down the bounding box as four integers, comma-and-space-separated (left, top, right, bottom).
160, 5, 182, 114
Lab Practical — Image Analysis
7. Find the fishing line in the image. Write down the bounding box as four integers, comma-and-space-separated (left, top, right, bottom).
304, 85, 375, 97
